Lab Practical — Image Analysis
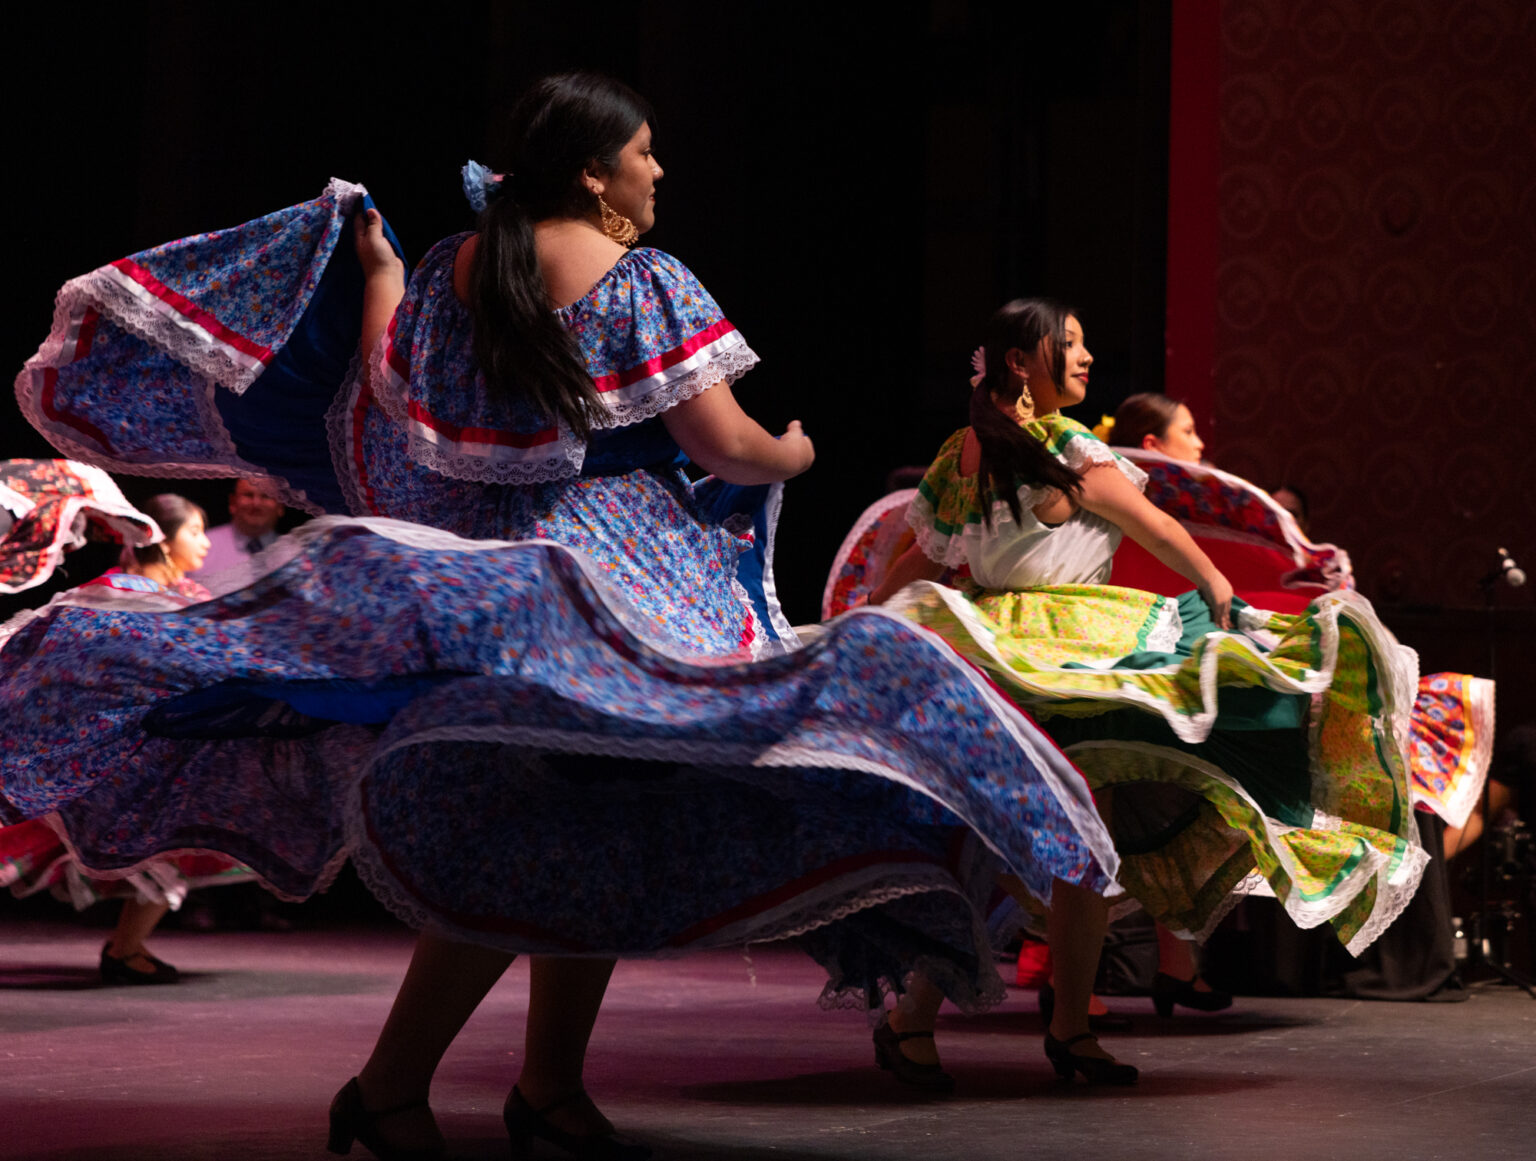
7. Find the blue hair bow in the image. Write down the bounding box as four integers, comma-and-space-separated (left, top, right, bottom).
461, 160, 503, 213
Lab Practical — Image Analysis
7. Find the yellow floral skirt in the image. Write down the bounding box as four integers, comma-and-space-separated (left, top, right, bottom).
887, 581, 1425, 953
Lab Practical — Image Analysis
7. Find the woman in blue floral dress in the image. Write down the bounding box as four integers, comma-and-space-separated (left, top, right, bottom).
7, 75, 1121, 1156
0, 484, 253, 985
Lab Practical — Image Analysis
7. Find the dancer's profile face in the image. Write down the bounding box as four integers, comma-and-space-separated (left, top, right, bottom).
1147, 404, 1204, 463
1017, 315, 1092, 412
167, 513, 210, 573
1054, 316, 1092, 408
593, 122, 663, 235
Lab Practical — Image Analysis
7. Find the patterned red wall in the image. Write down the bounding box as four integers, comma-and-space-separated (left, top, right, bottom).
1208, 0, 1536, 608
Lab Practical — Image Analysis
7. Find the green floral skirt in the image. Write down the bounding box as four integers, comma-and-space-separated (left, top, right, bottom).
886, 582, 1425, 953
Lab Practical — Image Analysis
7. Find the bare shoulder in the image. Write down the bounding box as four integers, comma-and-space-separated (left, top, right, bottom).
451, 234, 479, 304
958, 429, 980, 477
535, 221, 630, 310
1075, 459, 1147, 516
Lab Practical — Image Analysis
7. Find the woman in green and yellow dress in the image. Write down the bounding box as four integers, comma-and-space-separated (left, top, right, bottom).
867, 299, 1425, 1081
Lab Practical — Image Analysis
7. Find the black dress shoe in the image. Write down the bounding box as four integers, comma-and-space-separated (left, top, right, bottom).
1151, 971, 1233, 1017
326, 1077, 443, 1161
503, 1085, 651, 1160
99, 942, 179, 985
872, 1014, 955, 1092
1044, 1032, 1139, 1085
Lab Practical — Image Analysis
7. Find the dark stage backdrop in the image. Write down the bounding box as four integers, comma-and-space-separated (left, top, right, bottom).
2, 1, 1171, 623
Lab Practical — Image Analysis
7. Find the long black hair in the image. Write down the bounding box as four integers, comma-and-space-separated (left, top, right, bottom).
472, 72, 655, 439
968, 298, 1085, 526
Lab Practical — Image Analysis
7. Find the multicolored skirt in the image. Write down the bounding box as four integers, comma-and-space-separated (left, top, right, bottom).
1109, 449, 1495, 827
0, 817, 250, 911
885, 577, 1425, 953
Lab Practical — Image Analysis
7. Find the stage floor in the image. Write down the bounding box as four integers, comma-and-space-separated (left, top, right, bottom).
2, 919, 1532, 1160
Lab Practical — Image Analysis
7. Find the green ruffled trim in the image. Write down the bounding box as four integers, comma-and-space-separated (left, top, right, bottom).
913, 429, 981, 543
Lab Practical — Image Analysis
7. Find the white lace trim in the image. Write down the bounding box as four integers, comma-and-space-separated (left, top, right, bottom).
1067, 738, 1430, 954
593, 342, 760, 430
12, 181, 357, 516
50, 179, 365, 397
1304, 592, 1421, 821
906, 487, 975, 569
1060, 432, 1148, 489
344, 742, 1013, 1011
908, 581, 1414, 749
820, 943, 1010, 1017
13, 300, 321, 515
342, 748, 981, 959
753, 481, 799, 653
1143, 596, 1183, 652
403, 429, 587, 487
823, 606, 1121, 886
0, 470, 164, 595
348, 342, 758, 489
29, 806, 346, 909
330, 597, 1116, 891
170, 515, 773, 668
56, 179, 361, 396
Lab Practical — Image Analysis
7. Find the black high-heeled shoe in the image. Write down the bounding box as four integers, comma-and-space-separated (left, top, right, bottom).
872, 1014, 956, 1092
1151, 971, 1233, 1017
503, 1085, 651, 1160
99, 941, 179, 985
326, 1077, 443, 1161
1043, 1032, 1139, 1085
1038, 983, 1133, 1033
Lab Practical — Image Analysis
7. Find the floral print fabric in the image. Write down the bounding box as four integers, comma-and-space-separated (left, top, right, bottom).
0, 568, 250, 911
4, 190, 1125, 1006
0, 460, 160, 593
338, 236, 757, 490
0, 520, 1116, 1007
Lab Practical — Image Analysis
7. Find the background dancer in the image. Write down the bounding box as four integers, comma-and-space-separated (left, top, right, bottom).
867, 299, 1426, 1077
1, 487, 250, 984
1106, 390, 1496, 1001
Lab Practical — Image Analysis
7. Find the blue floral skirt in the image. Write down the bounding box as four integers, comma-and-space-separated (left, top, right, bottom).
0, 518, 1117, 1008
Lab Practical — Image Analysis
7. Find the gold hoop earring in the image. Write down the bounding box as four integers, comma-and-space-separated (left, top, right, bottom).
1014, 382, 1035, 423
597, 196, 639, 247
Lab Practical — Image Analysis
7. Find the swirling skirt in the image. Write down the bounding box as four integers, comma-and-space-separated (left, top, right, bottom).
887, 580, 1428, 953
0, 518, 1117, 1009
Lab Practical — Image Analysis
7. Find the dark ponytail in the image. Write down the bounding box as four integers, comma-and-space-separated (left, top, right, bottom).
969, 298, 1084, 526
471, 72, 655, 439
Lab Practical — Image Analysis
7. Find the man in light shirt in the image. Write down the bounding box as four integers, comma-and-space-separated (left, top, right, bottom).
194, 479, 284, 578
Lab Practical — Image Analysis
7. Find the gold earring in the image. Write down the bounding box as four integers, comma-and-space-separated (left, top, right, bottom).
597, 196, 639, 247
1014, 380, 1035, 423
